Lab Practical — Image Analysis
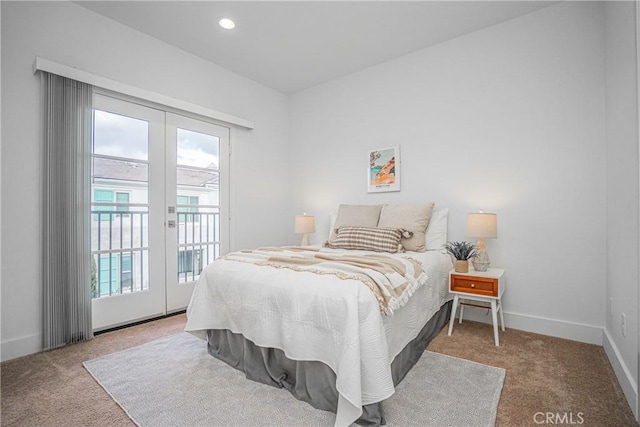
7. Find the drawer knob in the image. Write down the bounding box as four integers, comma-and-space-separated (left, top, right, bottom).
471, 283, 475, 288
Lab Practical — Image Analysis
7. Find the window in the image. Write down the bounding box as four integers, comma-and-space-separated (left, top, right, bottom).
116, 191, 130, 216
97, 253, 133, 296
178, 249, 202, 275
93, 189, 130, 220
121, 253, 132, 290
94, 189, 113, 221
177, 195, 199, 223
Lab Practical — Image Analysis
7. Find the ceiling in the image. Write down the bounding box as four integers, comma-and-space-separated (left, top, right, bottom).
76, 1, 556, 94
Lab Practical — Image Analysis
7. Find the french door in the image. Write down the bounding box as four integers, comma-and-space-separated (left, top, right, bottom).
91, 94, 229, 330
165, 113, 229, 312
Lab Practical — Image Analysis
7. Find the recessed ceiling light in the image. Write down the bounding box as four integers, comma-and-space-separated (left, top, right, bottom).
218, 18, 235, 30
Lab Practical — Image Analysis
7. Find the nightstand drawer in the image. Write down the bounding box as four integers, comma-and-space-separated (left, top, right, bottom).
451, 275, 498, 297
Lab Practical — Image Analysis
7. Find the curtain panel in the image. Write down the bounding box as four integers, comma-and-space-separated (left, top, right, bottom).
42, 72, 93, 350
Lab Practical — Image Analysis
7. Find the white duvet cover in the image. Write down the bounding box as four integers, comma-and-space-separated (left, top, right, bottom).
185, 247, 452, 427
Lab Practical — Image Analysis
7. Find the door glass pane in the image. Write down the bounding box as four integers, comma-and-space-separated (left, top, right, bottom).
176, 128, 220, 284
176, 128, 219, 169
93, 110, 149, 161
91, 109, 150, 298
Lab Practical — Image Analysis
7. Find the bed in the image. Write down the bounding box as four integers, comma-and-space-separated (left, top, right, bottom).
185, 205, 452, 426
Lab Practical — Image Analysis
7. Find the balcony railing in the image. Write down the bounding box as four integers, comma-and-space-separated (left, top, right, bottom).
90, 208, 220, 299
177, 210, 220, 283
91, 210, 149, 299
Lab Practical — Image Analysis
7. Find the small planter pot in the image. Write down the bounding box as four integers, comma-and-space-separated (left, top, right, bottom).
454, 260, 469, 273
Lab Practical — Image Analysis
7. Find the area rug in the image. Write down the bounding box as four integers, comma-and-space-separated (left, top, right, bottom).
84, 332, 504, 426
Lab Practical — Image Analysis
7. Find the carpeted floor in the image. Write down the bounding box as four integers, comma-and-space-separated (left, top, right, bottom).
429, 320, 637, 427
1, 313, 636, 427
83, 333, 504, 426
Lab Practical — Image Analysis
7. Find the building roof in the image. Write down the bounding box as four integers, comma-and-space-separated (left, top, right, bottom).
93, 157, 219, 187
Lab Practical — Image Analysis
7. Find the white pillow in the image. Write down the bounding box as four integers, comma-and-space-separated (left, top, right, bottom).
328, 212, 338, 240
425, 208, 448, 250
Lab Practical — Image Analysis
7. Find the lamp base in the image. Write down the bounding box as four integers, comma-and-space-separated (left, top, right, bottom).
472, 261, 490, 272
300, 234, 310, 246
473, 239, 491, 272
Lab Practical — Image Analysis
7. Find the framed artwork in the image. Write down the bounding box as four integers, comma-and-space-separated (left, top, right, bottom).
367, 145, 400, 193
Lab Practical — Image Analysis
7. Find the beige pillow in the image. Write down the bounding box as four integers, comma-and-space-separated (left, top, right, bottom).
377, 203, 435, 252
329, 204, 383, 242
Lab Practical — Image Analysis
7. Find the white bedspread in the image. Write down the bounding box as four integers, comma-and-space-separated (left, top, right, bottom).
185, 247, 452, 427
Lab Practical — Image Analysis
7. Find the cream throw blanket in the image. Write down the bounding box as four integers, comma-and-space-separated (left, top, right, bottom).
222, 246, 428, 315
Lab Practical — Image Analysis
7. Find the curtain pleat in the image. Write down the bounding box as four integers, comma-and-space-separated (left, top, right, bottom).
42, 72, 93, 350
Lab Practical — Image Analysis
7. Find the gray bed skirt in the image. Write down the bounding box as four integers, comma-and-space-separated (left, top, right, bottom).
206, 300, 452, 426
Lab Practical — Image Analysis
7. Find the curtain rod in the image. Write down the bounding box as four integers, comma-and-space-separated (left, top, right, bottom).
33, 57, 255, 130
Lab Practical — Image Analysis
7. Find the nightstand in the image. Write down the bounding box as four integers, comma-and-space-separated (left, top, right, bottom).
447, 268, 506, 346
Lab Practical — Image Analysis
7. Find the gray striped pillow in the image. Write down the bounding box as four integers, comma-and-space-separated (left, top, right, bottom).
325, 226, 412, 253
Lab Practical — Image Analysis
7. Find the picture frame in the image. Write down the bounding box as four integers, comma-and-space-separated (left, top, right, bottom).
367, 145, 400, 193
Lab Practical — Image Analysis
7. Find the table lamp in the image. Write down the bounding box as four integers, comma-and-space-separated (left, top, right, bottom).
295, 213, 315, 246
466, 210, 497, 272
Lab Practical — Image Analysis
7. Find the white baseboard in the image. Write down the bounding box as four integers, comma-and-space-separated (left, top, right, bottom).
1, 333, 42, 362
603, 328, 638, 419
461, 308, 603, 345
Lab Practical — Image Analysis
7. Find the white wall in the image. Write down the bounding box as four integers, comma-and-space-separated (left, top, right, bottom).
604, 0, 640, 416
0, 1, 291, 361
290, 2, 607, 342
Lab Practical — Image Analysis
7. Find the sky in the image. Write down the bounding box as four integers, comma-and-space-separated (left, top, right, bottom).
177, 128, 219, 169
93, 110, 219, 169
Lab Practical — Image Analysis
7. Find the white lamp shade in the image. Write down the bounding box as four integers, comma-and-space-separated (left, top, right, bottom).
466, 212, 498, 239
294, 215, 316, 234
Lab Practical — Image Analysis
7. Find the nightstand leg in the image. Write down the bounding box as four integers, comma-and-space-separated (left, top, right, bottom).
448, 295, 459, 336
491, 299, 499, 346
458, 303, 464, 323
498, 300, 505, 331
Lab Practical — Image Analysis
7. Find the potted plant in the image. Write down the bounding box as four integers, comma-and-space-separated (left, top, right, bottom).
445, 241, 477, 273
